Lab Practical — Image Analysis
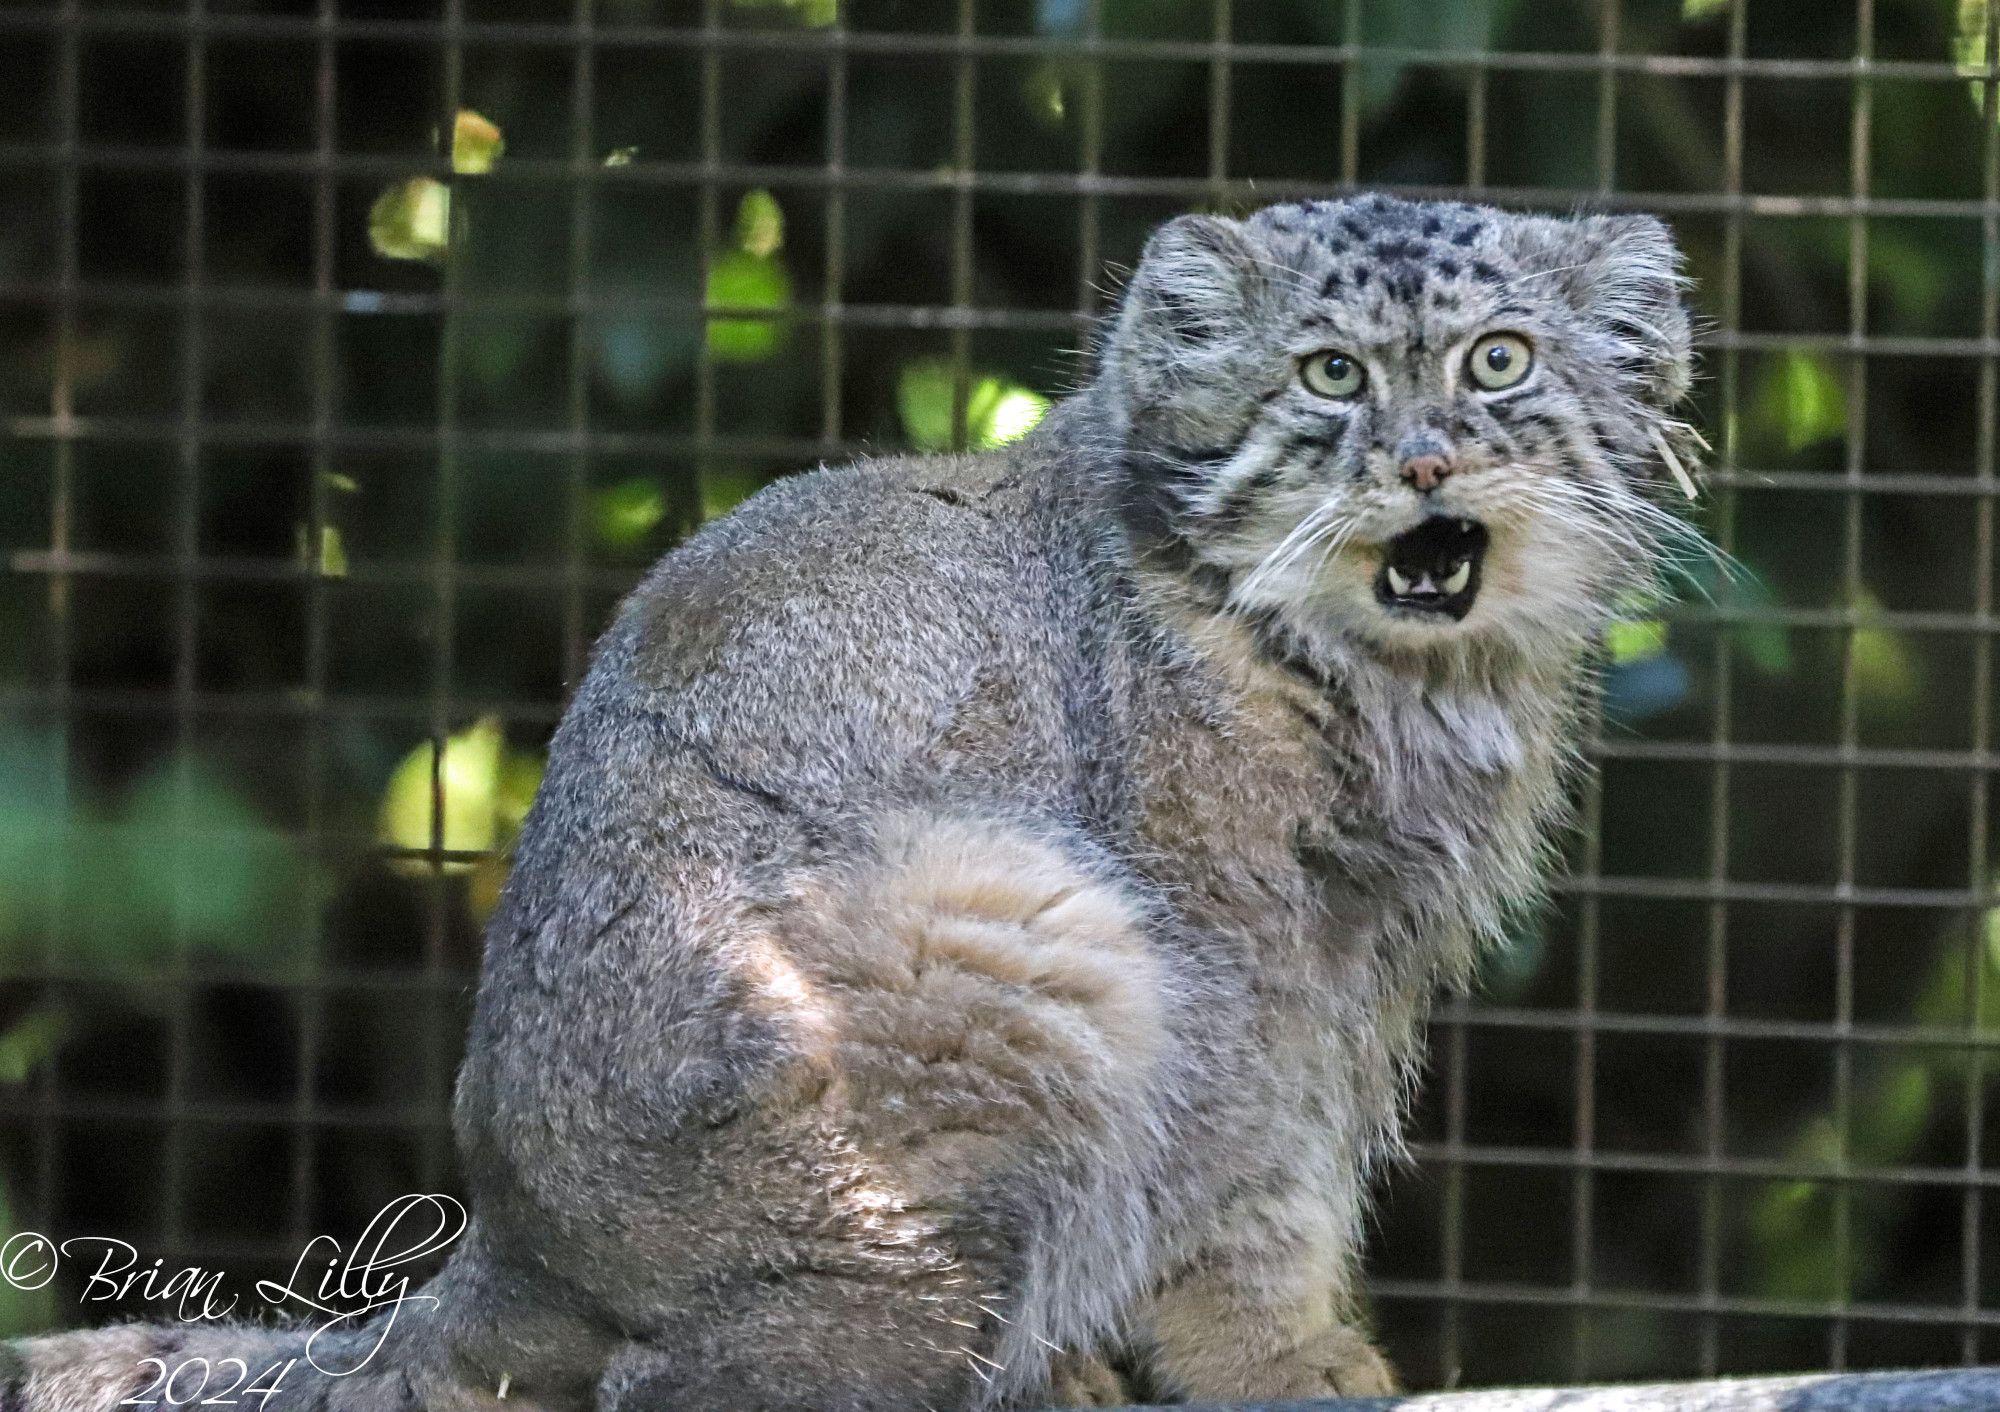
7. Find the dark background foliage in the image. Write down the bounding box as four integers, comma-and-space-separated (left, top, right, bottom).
2, 0, 1999, 1390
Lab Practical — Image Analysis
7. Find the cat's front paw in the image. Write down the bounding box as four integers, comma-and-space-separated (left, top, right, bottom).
1040, 1349, 1134, 1407
1309, 1323, 1399, 1398
1153, 1319, 1399, 1402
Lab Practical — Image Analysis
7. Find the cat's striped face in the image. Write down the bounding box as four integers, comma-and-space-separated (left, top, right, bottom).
1105, 194, 1702, 665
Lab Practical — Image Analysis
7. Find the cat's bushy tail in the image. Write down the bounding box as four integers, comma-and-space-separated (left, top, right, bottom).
1, 1244, 602, 1412
2, 1322, 444, 1412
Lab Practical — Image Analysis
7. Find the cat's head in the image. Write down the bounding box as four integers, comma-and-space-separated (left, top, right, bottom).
1099, 194, 1701, 669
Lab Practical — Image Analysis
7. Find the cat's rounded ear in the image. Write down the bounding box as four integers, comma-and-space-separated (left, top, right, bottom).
1516, 213, 1693, 408
1117, 213, 1268, 352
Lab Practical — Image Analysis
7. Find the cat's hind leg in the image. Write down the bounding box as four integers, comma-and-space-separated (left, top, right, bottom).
594, 813, 1175, 1412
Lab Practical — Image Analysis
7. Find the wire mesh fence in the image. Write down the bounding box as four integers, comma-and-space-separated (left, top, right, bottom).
2, 0, 1999, 1393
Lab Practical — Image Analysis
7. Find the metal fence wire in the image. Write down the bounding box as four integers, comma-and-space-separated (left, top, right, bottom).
5, 0, 2000, 1392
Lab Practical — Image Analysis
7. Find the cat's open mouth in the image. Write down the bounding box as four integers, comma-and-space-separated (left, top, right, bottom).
1375, 516, 1488, 621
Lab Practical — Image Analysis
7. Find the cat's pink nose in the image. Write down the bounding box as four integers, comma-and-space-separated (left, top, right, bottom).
1400, 453, 1453, 493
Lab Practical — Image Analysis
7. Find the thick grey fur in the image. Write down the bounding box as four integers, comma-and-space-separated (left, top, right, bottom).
12, 193, 1699, 1412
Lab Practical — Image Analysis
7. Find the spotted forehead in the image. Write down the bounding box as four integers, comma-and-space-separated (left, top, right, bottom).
1248, 195, 1528, 332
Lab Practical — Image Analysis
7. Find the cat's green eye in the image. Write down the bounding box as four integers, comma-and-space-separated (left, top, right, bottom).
1300, 349, 1367, 400
1468, 332, 1534, 391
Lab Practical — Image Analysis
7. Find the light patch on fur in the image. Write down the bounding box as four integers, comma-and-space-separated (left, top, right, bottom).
798, 816, 1164, 1067
1422, 687, 1524, 775
733, 926, 841, 1072
781, 816, 1166, 1174
876, 816, 1163, 1064
746, 813, 1170, 1399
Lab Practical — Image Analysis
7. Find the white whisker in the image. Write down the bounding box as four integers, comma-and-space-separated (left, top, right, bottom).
1648, 425, 1700, 501
1237, 499, 1361, 604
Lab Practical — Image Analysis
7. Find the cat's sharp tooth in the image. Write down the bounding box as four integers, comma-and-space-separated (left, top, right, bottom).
1443, 560, 1473, 595
1386, 566, 1414, 595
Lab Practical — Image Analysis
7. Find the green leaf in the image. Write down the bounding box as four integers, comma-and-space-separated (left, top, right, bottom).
368, 177, 451, 262
701, 467, 765, 521
1691, 566, 1791, 676
1866, 227, 1952, 329
704, 191, 794, 362
592, 478, 668, 548
1749, 1172, 1841, 1302
897, 359, 959, 452
294, 523, 348, 577
377, 717, 506, 875
1738, 622, 1792, 676
981, 384, 1053, 446
896, 359, 1052, 452
376, 718, 544, 878
1958, 0, 1998, 114
733, 188, 785, 258
0, 1006, 65, 1084
451, 109, 505, 175
1731, 577, 1793, 676
117, 760, 308, 961
1605, 618, 1669, 666
1853, 1062, 1933, 1166
705, 249, 792, 363
1021, 60, 1069, 126
1754, 351, 1848, 452
17, 754, 314, 975
1850, 590, 1922, 712
0, 726, 309, 978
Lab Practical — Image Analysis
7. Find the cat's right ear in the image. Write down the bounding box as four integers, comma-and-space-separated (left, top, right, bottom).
1118, 213, 1266, 351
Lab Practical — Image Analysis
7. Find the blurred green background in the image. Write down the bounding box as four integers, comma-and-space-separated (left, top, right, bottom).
4, 0, 2000, 1389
